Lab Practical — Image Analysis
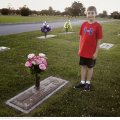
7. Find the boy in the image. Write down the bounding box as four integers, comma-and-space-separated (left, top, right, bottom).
74, 6, 103, 91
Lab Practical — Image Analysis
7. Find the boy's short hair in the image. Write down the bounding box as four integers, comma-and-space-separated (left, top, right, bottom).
87, 6, 97, 14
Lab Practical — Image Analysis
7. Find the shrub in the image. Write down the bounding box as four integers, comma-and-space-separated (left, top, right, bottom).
1, 8, 10, 15
20, 6, 30, 16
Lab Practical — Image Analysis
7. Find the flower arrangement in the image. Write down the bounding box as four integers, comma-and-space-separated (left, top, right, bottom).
40, 21, 51, 38
64, 20, 72, 32
25, 53, 47, 90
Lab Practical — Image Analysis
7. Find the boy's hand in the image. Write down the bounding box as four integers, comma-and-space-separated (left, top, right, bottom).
92, 40, 101, 60
92, 53, 97, 60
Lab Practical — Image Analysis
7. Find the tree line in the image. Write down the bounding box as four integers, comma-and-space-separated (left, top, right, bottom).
0, 1, 85, 16
0, 1, 120, 19
98, 10, 120, 19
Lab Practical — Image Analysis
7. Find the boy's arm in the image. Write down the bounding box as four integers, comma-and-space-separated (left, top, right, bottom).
92, 39, 102, 60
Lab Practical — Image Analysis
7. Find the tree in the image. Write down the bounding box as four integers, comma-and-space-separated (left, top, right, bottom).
10, 9, 16, 15
1, 8, 10, 15
20, 5, 30, 16
48, 6, 55, 15
64, 1, 85, 16
54, 10, 61, 15
98, 10, 108, 18
111, 11, 120, 19
15, 9, 21, 15
40, 9, 49, 15
40, 7, 58, 16
31, 10, 38, 15
71, 1, 85, 16
64, 7, 72, 16
103, 10, 108, 17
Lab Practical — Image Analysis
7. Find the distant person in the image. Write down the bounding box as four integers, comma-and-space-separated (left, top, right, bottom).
74, 6, 103, 91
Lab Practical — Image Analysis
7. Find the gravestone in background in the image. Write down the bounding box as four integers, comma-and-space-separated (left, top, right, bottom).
118, 33, 120, 36
37, 35, 56, 39
59, 32, 75, 35
0, 46, 10, 52
100, 43, 114, 50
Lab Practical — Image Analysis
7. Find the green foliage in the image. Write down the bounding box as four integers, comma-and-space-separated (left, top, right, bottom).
98, 11, 108, 18
1, 8, 10, 15
111, 11, 120, 19
20, 5, 30, 16
64, 1, 86, 16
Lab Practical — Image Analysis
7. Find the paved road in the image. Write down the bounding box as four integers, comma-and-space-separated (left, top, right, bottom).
0, 19, 114, 36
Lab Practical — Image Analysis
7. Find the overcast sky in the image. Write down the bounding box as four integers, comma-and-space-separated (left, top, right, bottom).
0, 0, 120, 14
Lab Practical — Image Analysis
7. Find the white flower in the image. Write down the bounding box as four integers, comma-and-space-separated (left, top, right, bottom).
39, 53, 46, 58
32, 61, 36, 65
47, 25, 49, 27
28, 53, 35, 59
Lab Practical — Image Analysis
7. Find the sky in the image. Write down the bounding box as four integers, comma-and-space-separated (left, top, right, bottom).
0, 0, 120, 15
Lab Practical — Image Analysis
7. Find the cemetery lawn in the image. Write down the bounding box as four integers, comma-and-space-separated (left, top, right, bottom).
0, 21, 120, 117
0, 15, 66, 24
0, 15, 110, 24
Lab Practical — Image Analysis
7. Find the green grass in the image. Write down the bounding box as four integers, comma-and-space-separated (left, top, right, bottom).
0, 15, 110, 24
0, 15, 67, 24
0, 21, 120, 116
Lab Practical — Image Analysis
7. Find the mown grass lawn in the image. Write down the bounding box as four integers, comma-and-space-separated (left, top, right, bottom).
0, 15, 67, 24
0, 15, 110, 24
0, 21, 120, 117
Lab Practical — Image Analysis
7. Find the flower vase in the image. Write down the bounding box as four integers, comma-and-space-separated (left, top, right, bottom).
35, 73, 40, 90
66, 28, 68, 33
45, 32, 47, 38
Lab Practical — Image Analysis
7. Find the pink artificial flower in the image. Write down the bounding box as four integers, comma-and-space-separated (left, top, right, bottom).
25, 53, 47, 71
25, 61, 32, 67
35, 60, 41, 65
34, 56, 41, 59
33, 56, 41, 65
39, 64, 46, 70
28, 53, 35, 59
40, 58, 47, 66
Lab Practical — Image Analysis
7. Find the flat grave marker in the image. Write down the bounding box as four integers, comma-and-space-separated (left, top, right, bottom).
6, 76, 68, 113
0, 46, 10, 52
37, 35, 56, 39
59, 32, 75, 35
100, 43, 114, 50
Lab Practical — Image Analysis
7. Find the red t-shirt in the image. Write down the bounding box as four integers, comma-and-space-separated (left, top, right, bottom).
78, 21, 103, 58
